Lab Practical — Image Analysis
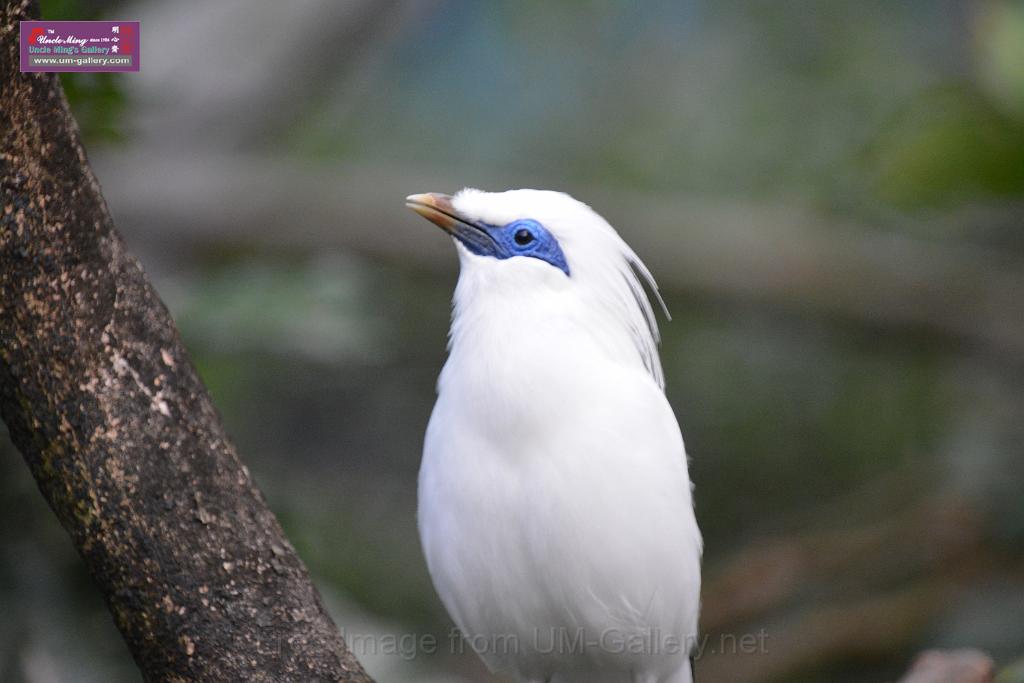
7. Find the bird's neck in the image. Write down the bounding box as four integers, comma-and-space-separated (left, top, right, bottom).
444, 287, 577, 383
440, 283, 643, 403
438, 256, 664, 411
437, 296, 590, 446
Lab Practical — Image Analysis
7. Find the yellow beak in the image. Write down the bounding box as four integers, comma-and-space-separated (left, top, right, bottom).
405, 193, 459, 233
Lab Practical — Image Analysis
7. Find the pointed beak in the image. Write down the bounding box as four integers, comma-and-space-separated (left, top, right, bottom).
405, 192, 500, 257
405, 193, 461, 233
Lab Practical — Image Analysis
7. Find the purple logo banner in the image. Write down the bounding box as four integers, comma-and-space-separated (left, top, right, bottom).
20, 20, 139, 72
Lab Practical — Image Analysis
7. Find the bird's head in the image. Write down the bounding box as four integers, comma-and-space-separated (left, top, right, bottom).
405, 188, 667, 387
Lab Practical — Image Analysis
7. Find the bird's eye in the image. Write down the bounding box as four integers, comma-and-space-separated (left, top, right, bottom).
514, 228, 534, 246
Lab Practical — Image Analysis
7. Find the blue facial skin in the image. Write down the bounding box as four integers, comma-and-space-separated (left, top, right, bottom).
453, 218, 570, 276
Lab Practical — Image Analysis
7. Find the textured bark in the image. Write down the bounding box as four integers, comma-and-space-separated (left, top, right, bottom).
0, 2, 374, 681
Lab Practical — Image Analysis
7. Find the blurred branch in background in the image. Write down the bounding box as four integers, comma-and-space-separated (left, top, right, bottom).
95, 149, 1024, 361
98, 0, 1024, 362
898, 650, 994, 683
126, 0, 416, 149
699, 484, 990, 681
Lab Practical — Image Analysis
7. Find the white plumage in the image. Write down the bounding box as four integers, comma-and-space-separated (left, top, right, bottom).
408, 189, 702, 683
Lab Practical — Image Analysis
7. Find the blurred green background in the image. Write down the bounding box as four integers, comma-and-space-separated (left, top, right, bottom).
2, 1, 1024, 681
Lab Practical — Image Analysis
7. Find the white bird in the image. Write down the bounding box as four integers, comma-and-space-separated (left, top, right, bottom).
406, 189, 702, 683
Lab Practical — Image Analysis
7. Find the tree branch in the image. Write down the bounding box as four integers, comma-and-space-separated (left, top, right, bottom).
897, 650, 994, 683
0, 2, 373, 680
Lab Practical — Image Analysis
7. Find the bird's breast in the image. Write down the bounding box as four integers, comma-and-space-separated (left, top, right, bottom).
419, 343, 701, 678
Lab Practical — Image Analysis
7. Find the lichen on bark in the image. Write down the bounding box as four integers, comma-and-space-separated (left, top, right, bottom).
0, 2, 373, 680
